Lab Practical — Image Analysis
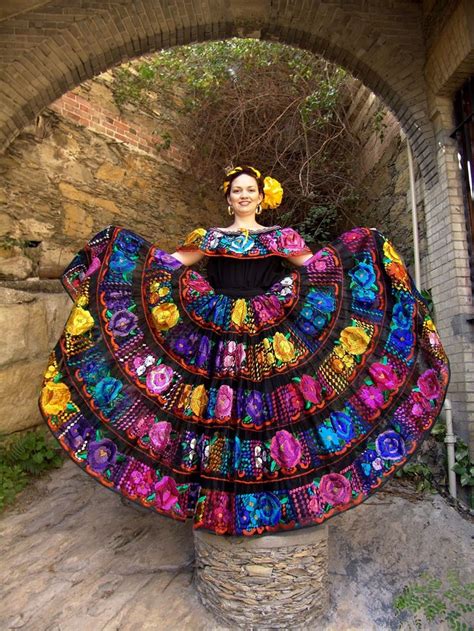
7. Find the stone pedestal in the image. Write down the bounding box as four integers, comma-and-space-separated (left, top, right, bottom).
193, 525, 329, 629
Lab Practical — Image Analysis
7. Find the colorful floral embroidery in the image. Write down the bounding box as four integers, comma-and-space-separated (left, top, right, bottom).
39, 224, 449, 536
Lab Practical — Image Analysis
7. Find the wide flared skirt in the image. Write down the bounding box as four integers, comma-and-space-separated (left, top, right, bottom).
39, 225, 450, 535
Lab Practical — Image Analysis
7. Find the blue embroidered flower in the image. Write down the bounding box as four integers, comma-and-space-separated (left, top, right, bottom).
301, 306, 315, 320
116, 232, 141, 255
318, 425, 343, 451
390, 328, 414, 354
298, 319, 317, 335
393, 302, 412, 328
227, 235, 255, 254
93, 377, 123, 407
110, 252, 135, 274
239, 494, 260, 529
349, 261, 376, 288
375, 430, 406, 461
80, 358, 109, 386
246, 391, 264, 422
257, 493, 282, 526
330, 411, 355, 440
353, 288, 377, 305
307, 290, 335, 313
233, 436, 242, 469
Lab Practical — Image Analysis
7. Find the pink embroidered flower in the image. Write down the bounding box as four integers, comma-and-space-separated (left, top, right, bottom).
305, 250, 329, 271
417, 369, 440, 399
133, 414, 154, 438
308, 494, 321, 515
188, 275, 212, 294
84, 256, 101, 278
129, 469, 154, 497
300, 374, 323, 404
146, 364, 174, 394
154, 476, 179, 511
253, 295, 282, 323
211, 498, 232, 533
260, 232, 279, 252
235, 343, 246, 366
319, 473, 352, 506
359, 385, 384, 410
278, 228, 307, 253
411, 391, 432, 417
270, 429, 302, 468
368, 362, 398, 390
282, 384, 305, 416
339, 228, 369, 248
215, 385, 233, 419
149, 421, 172, 451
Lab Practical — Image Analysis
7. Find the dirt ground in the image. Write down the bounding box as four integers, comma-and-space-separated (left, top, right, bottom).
0, 460, 472, 630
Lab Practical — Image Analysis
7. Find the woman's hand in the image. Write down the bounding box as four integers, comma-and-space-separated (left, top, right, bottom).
287, 252, 313, 266
171, 250, 205, 266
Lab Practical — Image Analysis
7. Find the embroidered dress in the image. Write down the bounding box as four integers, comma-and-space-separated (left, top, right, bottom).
39, 224, 450, 536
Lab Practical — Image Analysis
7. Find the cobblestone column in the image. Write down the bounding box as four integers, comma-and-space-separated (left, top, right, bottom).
193, 525, 329, 629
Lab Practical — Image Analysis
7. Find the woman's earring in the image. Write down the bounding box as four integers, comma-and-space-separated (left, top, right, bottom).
256, 204, 262, 215
228, 205, 234, 216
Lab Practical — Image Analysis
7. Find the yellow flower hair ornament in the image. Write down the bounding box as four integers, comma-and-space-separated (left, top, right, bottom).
261, 176, 283, 210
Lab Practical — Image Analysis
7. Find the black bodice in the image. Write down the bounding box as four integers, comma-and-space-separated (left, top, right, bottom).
206, 256, 286, 297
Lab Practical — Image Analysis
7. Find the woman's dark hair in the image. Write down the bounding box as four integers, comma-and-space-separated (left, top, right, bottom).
223, 165, 265, 199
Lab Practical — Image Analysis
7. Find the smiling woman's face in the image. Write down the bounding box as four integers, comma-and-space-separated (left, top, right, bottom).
227, 173, 264, 218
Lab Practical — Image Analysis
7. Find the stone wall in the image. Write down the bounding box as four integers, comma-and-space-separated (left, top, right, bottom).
344, 82, 429, 288
0, 71, 223, 435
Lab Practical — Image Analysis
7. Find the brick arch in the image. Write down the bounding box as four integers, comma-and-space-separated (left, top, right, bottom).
0, 1, 436, 184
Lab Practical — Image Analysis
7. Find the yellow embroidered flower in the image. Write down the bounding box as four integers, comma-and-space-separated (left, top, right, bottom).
340, 326, 370, 355
425, 318, 436, 332
273, 332, 295, 362
267, 352, 276, 365
151, 303, 180, 330
331, 357, 345, 373
65, 306, 95, 336
263, 338, 272, 351
190, 385, 208, 416
40, 381, 71, 415
184, 228, 206, 247
231, 299, 247, 327
44, 364, 58, 380
383, 240, 402, 264
177, 384, 192, 410
158, 287, 170, 297
75, 295, 88, 307
261, 176, 283, 210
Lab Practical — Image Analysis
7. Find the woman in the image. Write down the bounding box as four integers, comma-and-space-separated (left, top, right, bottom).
39, 165, 450, 536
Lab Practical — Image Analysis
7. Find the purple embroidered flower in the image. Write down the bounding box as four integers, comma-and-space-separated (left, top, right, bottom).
149, 421, 172, 451
196, 336, 211, 368
282, 384, 305, 416
87, 438, 117, 472
105, 289, 129, 311
246, 391, 264, 422
319, 473, 351, 506
215, 385, 233, 419
146, 364, 174, 394
173, 336, 193, 358
359, 385, 384, 411
117, 232, 141, 255
154, 250, 182, 269
270, 430, 302, 468
375, 430, 406, 461
66, 419, 93, 450
305, 251, 329, 271
154, 476, 179, 510
300, 375, 323, 404
93, 377, 123, 407
417, 369, 440, 399
109, 309, 138, 337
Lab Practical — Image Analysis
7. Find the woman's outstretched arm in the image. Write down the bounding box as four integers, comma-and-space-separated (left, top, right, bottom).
171, 250, 205, 266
